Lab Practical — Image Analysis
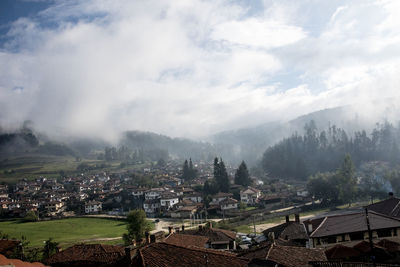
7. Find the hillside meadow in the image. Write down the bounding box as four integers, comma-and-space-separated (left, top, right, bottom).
0, 217, 127, 248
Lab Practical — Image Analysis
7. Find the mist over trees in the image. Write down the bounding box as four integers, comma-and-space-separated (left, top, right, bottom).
261, 120, 400, 180
181, 158, 198, 181
234, 161, 251, 186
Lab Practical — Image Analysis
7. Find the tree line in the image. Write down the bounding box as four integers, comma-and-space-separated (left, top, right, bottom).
261, 120, 400, 180
181, 157, 252, 197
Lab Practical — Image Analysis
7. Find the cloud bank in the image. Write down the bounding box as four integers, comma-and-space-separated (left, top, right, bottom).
1, 0, 400, 141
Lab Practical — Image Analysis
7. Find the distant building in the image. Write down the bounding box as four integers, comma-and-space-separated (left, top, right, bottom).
143, 199, 160, 216
367, 193, 400, 218
160, 193, 179, 210
304, 211, 400, 248
240, 187, 261, 204
131, 242, 247, 267
220, 198, 238, 211
85, 201, 102, 214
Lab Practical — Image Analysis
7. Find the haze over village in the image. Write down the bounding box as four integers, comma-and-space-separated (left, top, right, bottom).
1, 0, 400, 266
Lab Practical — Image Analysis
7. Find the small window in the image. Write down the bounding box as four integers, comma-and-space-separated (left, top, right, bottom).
327, 236, 337, 244
377, 229, 392, 238
349, 232, 364, 241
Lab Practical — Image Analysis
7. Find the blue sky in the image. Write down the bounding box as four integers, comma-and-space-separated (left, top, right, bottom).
1, 0, 400, 141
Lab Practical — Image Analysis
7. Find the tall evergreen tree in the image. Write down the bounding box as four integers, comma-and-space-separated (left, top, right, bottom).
234, 161, 251, 186
182, 159, 190, 181
188, 158, 198, 180
214, 157, 230, 192
337, 153, 357, 205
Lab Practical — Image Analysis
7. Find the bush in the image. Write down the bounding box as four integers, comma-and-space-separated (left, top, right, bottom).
23, 211, 39, 222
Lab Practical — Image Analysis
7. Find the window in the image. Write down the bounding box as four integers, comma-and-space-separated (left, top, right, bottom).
327, 236, 337, 244
349, 232, 364, 241
377, 228, 392, 238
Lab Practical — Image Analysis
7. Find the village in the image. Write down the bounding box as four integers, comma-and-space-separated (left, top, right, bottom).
1, 159, 400, 266
0, 159, 307, 220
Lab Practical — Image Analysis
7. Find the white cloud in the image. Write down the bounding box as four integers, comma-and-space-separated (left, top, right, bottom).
1, 0, 400, 141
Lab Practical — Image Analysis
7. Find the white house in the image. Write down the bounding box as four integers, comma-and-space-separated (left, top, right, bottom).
145, 188, 165, 200
183, 192, 203, 203
160, 193, 179, 210
220, 198, 238, 211
132, 188, 146, 198
85, 201, 102, 214
143, 199, 161, 216
240, 187, 261, 204
210, 192, 233, 205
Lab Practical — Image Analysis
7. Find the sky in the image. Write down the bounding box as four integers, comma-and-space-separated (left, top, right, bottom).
1, 0, 400, 142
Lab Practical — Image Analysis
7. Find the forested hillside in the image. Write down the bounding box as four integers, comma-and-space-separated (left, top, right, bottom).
261, 120, 400, 180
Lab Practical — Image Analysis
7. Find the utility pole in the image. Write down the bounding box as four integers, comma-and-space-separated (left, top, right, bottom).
253, 215, 256, 235
365, 208, 376, 267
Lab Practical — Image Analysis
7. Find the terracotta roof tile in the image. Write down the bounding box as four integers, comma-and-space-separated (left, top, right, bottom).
367, 197, 400, 218
310, 211, 400, 238
183, 228, 236, 242
0, 254, 48, 267
46, 244, 125, 265
266, 244, 327, 267
164, 233, 209, 248
376, 239, 400, 252
325, 244, 361, 260
0, 239, 21, 257
133, 242, 248, 267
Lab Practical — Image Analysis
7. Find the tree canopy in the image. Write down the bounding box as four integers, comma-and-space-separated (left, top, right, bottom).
123, 209, 152, 245
261, 121, 400, 180
234, 161, 251, 186
214, 157, 230, 192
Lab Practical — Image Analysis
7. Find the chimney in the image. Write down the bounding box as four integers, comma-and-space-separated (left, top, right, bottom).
389, 192, 394, 198
168, 226, 173, 234
268, 232, 275, 243
295, 214, 300, 223
182, 225, 185, 232
209, 221, 213, 229
150, 234, 156, 243
145, 232, 150, 244
285, 215, 290, 223
308, 223, 313, 233
125, 247, 131, 261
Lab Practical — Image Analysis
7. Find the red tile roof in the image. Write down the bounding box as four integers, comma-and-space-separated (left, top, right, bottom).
376, 239, 400, 252
0, 239, 21, 257
325, 244, 361, 260
310, 211, 400, 238
46, 244, 125, 265
0, 254, 48, 267
367, 197, 400, 218
132, 242, 248, 267
164, 233, 209, 248
183, 227, 236, 242
265, 244, 327, 267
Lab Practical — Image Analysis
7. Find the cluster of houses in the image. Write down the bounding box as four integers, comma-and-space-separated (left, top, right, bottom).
0, 175, 112, 218
4, 194, 400, 266
0, 159, 311, 221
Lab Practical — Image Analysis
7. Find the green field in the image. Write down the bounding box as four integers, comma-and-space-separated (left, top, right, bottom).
0, 218, 127, 248
0, 155, 150, 184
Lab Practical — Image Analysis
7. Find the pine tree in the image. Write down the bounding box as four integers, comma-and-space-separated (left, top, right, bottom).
214, 158, 230, 192
337, 153, 357, 205
182, 160, 190, 181
188, 158, 197, 180
234, 161, 251, 186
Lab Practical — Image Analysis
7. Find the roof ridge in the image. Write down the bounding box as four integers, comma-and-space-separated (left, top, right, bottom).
310, 216, 328, 237
368, 209, 400, 222
265, 243, 274, 260
152, 242, 237, 257
390, 200, 400, 216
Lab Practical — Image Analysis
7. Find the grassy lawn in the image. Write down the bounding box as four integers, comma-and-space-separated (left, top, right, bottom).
0, 218, 127, 248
